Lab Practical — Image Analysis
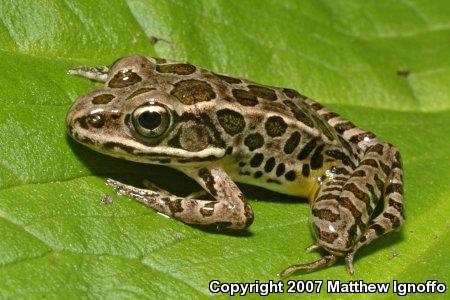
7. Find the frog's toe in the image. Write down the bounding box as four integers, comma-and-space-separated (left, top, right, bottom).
142, 179, 170, 194
105, 178, 126, 191
186, 190, 212, 200
305, 243, 322, 253
106, 178, 157, 197
106, 178, 132, 196
278, 254, 338, 278
345, 252, 355, 275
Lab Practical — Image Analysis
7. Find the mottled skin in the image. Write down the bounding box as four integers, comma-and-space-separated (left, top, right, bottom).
66, 55, 405, 276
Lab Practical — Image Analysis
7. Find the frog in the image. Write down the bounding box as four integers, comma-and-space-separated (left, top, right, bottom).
66, 55, 405, 277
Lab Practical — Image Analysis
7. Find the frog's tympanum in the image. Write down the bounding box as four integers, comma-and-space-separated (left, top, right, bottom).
66, 56, 404, 276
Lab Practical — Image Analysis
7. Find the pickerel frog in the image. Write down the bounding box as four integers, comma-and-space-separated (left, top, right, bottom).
66, 56, 404, 276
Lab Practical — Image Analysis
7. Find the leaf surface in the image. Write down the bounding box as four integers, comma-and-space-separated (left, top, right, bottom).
0, 1, 449, 299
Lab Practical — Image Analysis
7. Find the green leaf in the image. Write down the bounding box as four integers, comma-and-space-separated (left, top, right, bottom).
1, 0, 449, 298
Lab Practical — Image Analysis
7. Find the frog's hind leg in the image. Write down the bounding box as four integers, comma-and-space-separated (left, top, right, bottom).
279, 255, 338, 278
338, 143, 404, 275
348, 147, 405, 264
280, 142, 404, 277
106, 166, 253, 230
68, 66, 109, 82
296, 99, 404, 274
279, 165, 353, 277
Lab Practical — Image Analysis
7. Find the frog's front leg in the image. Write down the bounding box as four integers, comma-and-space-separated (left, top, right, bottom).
280, 142, 404, 277
107, 166, 254, 230
68, 66, 109, 82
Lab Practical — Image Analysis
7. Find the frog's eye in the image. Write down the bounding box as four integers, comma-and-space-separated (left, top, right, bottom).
132, 104, 171, 137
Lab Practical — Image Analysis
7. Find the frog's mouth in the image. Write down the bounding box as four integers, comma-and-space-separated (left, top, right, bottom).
70, 129, 226, 165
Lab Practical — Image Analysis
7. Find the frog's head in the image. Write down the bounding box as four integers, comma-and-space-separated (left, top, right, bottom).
66, 55, 228, 165
311, 203, 359, 256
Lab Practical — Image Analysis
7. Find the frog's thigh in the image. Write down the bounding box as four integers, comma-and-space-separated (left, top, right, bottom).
107, 167, 253, 230
68, 65, 109, 82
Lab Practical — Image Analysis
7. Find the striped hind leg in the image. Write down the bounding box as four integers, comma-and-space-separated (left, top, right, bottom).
279, 165, 353, 277
279, 98, 405, 276
350, 148, 404, 251
280, 143, 404, 277
343, 144, 405, 274
304, 99, 405, 241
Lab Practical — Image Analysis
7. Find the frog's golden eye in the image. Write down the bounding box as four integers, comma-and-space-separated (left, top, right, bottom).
132, 104, 171, 137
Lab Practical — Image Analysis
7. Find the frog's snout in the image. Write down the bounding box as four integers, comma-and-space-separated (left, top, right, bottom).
66, 105, 78, 137
66, 103, 109, 141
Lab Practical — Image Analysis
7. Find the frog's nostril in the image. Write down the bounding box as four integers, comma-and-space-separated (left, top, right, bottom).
81, 108, 106, 128
86, 113, 105, 128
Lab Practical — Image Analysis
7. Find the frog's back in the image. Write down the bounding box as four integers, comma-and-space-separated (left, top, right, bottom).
150, 59, 357, 198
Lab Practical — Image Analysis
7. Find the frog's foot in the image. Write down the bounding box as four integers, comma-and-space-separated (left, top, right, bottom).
279, 249, 356, 277
105, 167, 253, 230
278, 255, 338, 278
68, 66, 109, 82
106, 178, 161, 202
